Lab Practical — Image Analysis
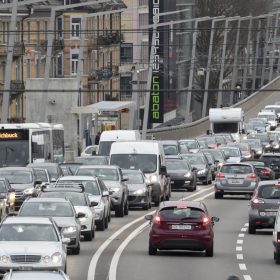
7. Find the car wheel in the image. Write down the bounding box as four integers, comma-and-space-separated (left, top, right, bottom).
205, 243, 214, 257
248, 223, 256, 234
124, 199, 129, 216
274, 249, 280, 264
92, 225, 95, 239
115, 199, 125, 217
83, 230, 93, 241
203, 180, 208, 185
72, 243, 80, 255
64, 262, 67, 274
104, 214, 109, 229
188, 185, 195, 192
149, 243, 157, 255
96, 217, 106, 231
214, 192, 223, 199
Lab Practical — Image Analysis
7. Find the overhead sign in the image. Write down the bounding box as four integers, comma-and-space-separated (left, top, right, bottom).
148, 0, 164, 124
0, 129, 29, 141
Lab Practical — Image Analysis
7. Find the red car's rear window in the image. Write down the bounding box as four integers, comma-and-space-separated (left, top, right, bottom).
159, 207, 204, 220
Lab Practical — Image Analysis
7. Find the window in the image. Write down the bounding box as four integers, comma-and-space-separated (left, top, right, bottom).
57, 17, 63, 38
56, 54, 63, 77
71, 17, 81, 39
71, 53, 78, 75
121, 43, 133, 64
120, 76, 132, 98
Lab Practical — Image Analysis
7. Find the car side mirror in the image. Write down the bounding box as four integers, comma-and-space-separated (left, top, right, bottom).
62, 237, 71, 244
76, 212, 85, 219
121, 176, 128, 182
90, 201, 98, 207
35, 180, 42, 185
160, 166, 167, 175
145, 214, 153, 221
8, 188, 15, 193
51, 178, 57, 183
102, 190, 109, 197
211, 217, 220, 224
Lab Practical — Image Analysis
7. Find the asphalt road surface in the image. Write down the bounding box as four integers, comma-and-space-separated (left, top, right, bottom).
65, 184, 279, 280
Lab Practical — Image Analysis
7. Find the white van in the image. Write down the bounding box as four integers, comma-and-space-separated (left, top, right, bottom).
109, 140, 171, 206
257, 111, 277, 130
98, 130, 141, 156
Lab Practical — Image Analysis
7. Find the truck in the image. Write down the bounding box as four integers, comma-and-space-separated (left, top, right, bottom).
208, 107, 245, 142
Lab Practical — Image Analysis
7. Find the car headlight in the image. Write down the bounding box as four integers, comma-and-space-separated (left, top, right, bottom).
51, 252, 62, 263
243, 154, 251, 158
184, 172, 192, 178
274, 144, 279, 149
257, 150, 262, 154
265, 144, 270, 148
1, 255, 9, 263
42, 255, 50, 263
198, 169, 207, 175
23, 187, 34, 195
133, 188, 146, 195
62, 226, 77, 234
110, 187, 120, 193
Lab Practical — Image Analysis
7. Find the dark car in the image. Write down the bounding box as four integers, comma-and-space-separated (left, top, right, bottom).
0, 177, 15, 215
181, 153, 212, 185
248, 133, 271, 152
145, 200, 219, 256
243, 138, 263, 158
214, 163, 259, 199
248, 181, 280, 234
158, 140, 181, 156
240, 159, 275, 180
201, 150, 218, 180
122, 169, 152, 210
196, 136, 220, 149
165, 158, 197, 191
74, 156, 109, 165
201, 149, 226, 170
260, 153, 280, 179
27, 163, 64, 181
0, 167, 42, 211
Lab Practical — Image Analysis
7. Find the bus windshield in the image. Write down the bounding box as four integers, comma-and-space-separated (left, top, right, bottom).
213, 122, 239, 133
0, 141, 29, 167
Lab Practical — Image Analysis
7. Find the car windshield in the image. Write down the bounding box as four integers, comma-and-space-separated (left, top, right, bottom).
0, 224, 58, 241
40, 192, 87, 206
258, 114, 275, 121
180, 140, 199, 149
33, 169, 48, 182
182, 155, 205, 165
163, 145, 178, 155
56, 180, 100, 195
203, 153, 214, 164
199, 137, 216, 144
0, 170, 32, 184
245, 139, 261, 147
19, 201, 74, 217
208, 150, 224, 161
259, 186, 280, 199
197, 139, 207, 148
261, 156, 280, 165
159, 207, 204, 220
76, 167, 119, 181
249, 134, 270, 143
222, 148, 241, 157
220, 165, 253, 174
243, 161, 265, 167
74, 157, 107, 165
215, 136, 226, 144
122, 172, 144, 184
166, 160, 190, 170
0, 181, 6, 192
110, 154, 157, 173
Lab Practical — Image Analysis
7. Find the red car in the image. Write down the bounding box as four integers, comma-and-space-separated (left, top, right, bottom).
145, 200, 219, 256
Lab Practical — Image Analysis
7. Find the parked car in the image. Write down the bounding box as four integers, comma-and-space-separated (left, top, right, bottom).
81, 145, 99, 156
0, 216, 68, 273
165, 157, 197, 191
39, 187, 97, 241
3, 270, 70, 280
249, 180, 280, 234
18, 197, 82, 254
74, 156, 109, 166
145, 200, 219, 256
27, 162, 64, 181
240, 159, 275, 180
75, 165, 129, 217
214, 163, 259, 199
181, 153, 212, 185
0, 167, 42, 211
55, 175, 111, 231
122, 169, 152, 210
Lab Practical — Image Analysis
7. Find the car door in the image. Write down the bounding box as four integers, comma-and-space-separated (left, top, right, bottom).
97, 178, 110, 217
118, 168, 128, 202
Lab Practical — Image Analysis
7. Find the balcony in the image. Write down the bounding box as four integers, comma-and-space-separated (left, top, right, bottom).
10, 80, 25, 95
112, 65, 119, 76
96, 31, 123, 47
102, 67, 112, 80
52, 39, 64, 53
88, 69, 103, 82
88, 37, 98, 52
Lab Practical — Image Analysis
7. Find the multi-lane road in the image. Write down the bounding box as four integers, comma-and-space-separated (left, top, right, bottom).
66, 185, 279, 280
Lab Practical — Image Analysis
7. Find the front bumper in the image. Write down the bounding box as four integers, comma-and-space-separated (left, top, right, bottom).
128, 194, 148, 207
170, 179, 193, 189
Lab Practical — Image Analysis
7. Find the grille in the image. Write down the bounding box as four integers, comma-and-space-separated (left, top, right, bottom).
11, 255, 41, 263
15, 191, 24, 198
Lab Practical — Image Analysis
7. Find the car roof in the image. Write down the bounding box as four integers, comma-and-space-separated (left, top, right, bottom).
159, 200, 206, 210
257, 180, 280, 187
158, 140, 178, 144
0, 167, 33, 171
261, 153, 280, 157
43, 187, 85, 194
3, 216, 52, 224
78, 165, 118, 169
222, 162, 253, 167
25, 197, 70, 203
27, 163, 59, 167
122, 169, 143, 174
58, 175, 98, 181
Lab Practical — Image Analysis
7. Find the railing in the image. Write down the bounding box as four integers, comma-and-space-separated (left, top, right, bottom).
52, 39, 64, 53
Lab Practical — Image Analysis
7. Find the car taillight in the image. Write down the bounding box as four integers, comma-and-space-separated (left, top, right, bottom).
260, 169, 270, 174
202, 215, 211, 227
216, 172, 225, 179
153, 215, 161, 225
247, 173, 257, 179
252, 197, 264, 204
277, 232, 280, 243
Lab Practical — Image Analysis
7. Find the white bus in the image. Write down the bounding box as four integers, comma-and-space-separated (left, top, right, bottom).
0, 123, 64, 167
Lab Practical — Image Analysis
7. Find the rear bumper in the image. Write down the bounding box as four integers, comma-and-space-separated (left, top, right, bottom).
214, 183, 257, 195
249, 210, 277, 228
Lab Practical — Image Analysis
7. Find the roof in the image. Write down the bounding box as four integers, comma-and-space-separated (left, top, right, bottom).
158, 200, 205, 210
71, 101, 135, 114
58, 175, 98, 181
26, 197, 69, 203
4, 216, 52, 224
258, 180, 280, 187
262, 153, 280, 156
78, 165, 117, 169
158, 140, 179, 145
27, 163, 59, 167
0, 167, 33, 171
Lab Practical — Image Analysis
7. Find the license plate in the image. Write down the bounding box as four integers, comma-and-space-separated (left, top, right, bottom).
266, 211, 277, 216
171, 224, 192, 230
171, 181, 174, 184
229, 179, 243, 184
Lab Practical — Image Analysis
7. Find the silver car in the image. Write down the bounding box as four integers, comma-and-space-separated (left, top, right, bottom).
3, 270, 70, 280
18, 198, 82, 255
214, 163, 259, 199
55, 176, 111, 231
0, 216, 68, 275
273, 207, 280, 264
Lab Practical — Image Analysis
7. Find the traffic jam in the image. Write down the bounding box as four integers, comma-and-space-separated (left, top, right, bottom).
1, 106, 280, 279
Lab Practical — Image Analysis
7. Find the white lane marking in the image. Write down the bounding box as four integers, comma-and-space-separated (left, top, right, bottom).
237, 239, 244, 245
109, 222, 149, 280
244, 223, 249, 227
239, 263, 247, 270
236, 246, 243, 251
87, 211, 154, 280
236, 254, 243, 260
238, 233, 245, 238
241, 228, 247, 232
182, 186, 214, 200
193, 191, 214, 201
243, 275, 252, 280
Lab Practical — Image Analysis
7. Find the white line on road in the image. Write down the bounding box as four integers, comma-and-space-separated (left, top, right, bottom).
109, 222, 149, 280
236, 254, 243, 260
193, 191, 214, 201
239, 263, 247, 271
241, 228, 247, 232
238, 233, 245, 238
182, 186, 214, 201
243, 275, 252, 280
244, 223, 249, 227
236, 246, 243, 251
237, 239, 244, 245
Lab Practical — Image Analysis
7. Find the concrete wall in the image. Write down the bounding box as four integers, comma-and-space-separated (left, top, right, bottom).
25, 78, 79, 158
147, 75, 280, 140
